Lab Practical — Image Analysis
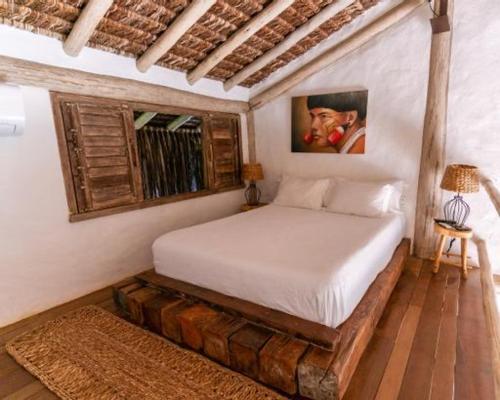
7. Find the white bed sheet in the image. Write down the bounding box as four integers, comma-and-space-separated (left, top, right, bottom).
153, 205, 406, 328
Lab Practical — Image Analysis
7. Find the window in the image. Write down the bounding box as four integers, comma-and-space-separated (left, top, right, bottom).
51, 92, 243, 221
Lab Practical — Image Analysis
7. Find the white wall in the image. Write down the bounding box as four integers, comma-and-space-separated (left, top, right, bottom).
252, 3, 431, 239
0, 26, 250, 327
252, 0, 499, 268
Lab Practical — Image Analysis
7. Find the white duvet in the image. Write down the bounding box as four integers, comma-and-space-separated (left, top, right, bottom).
153, 205, 405, 328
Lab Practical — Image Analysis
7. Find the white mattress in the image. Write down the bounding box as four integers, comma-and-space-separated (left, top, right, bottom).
153, 205, 405, 328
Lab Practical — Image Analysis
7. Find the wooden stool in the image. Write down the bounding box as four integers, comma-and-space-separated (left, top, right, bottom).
433, 222, 473, 278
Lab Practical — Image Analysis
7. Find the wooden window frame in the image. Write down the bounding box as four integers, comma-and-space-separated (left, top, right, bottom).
51, 92, 244, 222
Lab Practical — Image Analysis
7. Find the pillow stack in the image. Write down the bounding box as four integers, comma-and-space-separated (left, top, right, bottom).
273, 175, 404, 218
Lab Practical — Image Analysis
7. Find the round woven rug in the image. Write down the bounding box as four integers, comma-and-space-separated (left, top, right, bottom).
6, 305, 286, 400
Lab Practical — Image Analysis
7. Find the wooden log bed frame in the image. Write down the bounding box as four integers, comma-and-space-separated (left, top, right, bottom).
113, 238, 410, 399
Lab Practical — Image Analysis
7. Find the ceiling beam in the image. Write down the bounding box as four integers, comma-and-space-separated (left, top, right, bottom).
63, 0, 113, 57
249, 0, 425, 110
136, 0, 217, 73
187, 0, 294, 85
0, 55, 249, 114
223, 0, 353, 91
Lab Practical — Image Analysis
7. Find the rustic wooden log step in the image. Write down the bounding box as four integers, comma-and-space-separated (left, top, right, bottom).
203, 313, 245, 366
127, 287, 161, 325
177, 304, 220, 351
113, 281, 144, 315
142, 295, 184, 335
135, 270, 341, 350
229, 323, 273, 379
259, 333, 309, 394
298, 346, 338, 400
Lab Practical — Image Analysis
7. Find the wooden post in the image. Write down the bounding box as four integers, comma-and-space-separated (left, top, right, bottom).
413, 0, 454, 259
246, 110, 257, 163
63, 0, 113, 57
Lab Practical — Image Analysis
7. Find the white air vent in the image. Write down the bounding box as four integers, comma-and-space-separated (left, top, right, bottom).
0, 85, 25, 137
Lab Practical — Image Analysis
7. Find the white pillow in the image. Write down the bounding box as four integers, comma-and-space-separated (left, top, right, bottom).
274, 176, 330, 210
325, 180, 393, 217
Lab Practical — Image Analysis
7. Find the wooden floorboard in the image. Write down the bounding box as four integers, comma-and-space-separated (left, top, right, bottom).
0, 260, 495, 400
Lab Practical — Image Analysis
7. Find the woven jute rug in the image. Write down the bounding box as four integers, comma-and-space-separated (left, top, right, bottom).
6, 306, 285, 400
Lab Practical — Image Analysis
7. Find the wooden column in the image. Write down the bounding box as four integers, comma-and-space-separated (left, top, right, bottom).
246, 110, 257, 163
413, 0, 454, 259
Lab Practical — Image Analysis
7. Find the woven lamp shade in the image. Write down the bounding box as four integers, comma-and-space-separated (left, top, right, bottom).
440, 164, 479, 193
243, 163, 264, 181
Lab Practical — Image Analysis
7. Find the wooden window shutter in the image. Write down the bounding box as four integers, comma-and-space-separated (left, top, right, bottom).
57, 97, 143, 214
206, 115, 243, 191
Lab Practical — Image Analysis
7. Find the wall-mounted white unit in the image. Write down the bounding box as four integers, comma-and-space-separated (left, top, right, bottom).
0, 85, 25, 137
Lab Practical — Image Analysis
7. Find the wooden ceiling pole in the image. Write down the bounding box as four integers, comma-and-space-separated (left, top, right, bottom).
223, 0, 353, 91
136, 0, 216, 73
186, 0, 294, 85
413, 0, 454, 259
63, 0, 113, 57
249, 0, 425, 110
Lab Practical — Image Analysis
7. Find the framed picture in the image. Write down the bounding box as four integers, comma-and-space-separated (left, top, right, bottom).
291, 90, 368, 154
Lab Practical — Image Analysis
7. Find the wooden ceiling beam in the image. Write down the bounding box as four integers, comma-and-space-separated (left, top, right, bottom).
0, 55, 249, 114
187, 0, 295, 85
63, 0, 113, 57
224, 0, 353, 91
136, 0, 216, 73
250, 0, 425, 110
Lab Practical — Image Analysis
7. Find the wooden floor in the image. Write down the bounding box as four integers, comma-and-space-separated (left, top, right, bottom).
0, 258, 495, 400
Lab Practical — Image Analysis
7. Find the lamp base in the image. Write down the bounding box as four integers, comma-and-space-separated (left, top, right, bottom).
245, 182, 261, 206
443, 193, 470, 228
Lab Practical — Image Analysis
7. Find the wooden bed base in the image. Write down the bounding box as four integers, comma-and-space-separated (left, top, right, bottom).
113, 238, 410, 399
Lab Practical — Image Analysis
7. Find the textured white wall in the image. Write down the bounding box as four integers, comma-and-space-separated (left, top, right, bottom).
252, 4, 431, 239
252, 0, 499, 268
0, 23, 253, 327
0, 87, 247, 327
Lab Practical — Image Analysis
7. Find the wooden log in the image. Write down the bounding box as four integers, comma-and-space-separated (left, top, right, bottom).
203, 314, 246, 366
143, 295, 183, 335
223, 0, 353, 91
259, 334, 308, 394
177, 304, 220, 350
63, 0, 113, 57
113, 282, 143, 314
161, 300, 192, 343
249, 0, 425, 110
0, 55, 249, 114
136, 270, 341, 350
229, 323, 273, 379
187, 0, 294, 85
127, 287, 161, 325
414, 0, 454, 259
245, 111, 257, 163
298, 346, 338, 400
136, 0, 216, 72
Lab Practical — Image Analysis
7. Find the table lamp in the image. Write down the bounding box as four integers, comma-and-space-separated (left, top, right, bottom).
243, 163, 264, 206
440, 164, 479, 228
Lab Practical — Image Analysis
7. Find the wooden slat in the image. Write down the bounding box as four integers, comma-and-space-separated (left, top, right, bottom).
135, 270, 341, 350
80, 125, 124, 137
430, 267, 460, 400
373, 261, 433, 400
344, 257, 423, 400
85, 156, 129, 168
397, 264, 449, 400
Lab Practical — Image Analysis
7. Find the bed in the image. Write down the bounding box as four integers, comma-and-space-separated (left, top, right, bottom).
153, 204, 406, 329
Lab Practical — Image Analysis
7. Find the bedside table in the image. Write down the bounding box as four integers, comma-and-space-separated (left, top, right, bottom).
433, 222, 473, 278
240, 203, 268, 212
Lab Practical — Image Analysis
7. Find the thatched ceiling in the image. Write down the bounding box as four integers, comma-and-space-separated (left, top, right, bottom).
0, 0, 379, 88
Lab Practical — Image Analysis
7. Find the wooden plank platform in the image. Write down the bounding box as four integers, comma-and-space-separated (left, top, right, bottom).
0, 258, 495, 399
